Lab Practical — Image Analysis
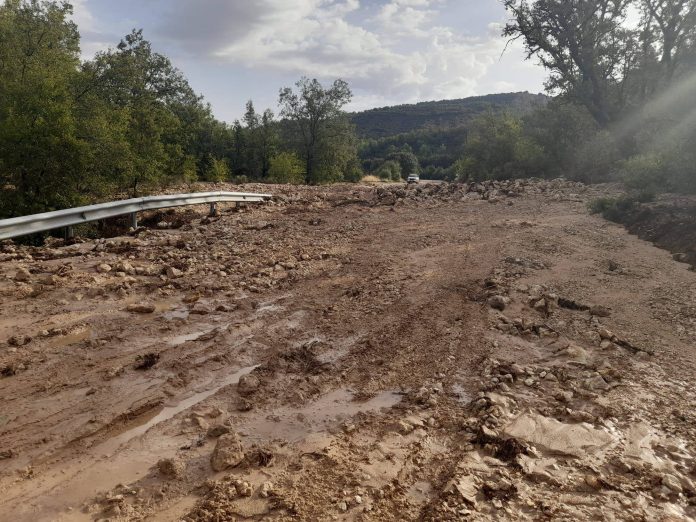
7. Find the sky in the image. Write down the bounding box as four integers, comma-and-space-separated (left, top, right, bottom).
69, 0, 548, 122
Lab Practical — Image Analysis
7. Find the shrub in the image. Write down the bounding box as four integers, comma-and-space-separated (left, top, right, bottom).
268, 152, 305, 184
587, 193, 651, 222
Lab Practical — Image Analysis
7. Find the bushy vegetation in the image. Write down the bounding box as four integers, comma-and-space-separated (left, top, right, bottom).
359, 0, 696, 193
0, 1, 361, 219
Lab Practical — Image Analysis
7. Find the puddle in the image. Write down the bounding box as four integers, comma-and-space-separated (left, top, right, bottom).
49, 328, 91, 349
163, 307, 189, 321
240, 389, 402, 443
168, 325, 219, 346
0, 364, 261, 522
99, 365, 259, 455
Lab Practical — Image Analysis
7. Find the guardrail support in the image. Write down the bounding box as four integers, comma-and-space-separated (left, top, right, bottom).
64, 226, 74, 241
209, 202, 218, 217
130, 212, 138, 229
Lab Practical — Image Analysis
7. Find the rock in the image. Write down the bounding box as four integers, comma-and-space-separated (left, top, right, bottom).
337, 501, 348, 512
590, 305, 611, 317
115, 261, 135, 275
157, 458, 184, 479
8, 335, 31, 347
96, 263, 112, 273
598, 328, 614, 340
488, 295, 510, 311
449, 475, 478, 506
210, 432, 245, 471
259, 482, 274, 498
39, 274, 60, 285
126, 303, 155, 314
524, 377, 535, 387
673, 253, 688, 263
14, 268, 31, 282
166, 266, 183, 279
236, 398, 253, 411
662, 474, 683, 493
192, 415, 209, 431
533, 298, 547, 312
238, 374, 260, 396
207, 425, 230, 438
584, 374, 609, 391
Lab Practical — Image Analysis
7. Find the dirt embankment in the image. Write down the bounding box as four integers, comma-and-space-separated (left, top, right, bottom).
1, 179, 695, 521
614, 197, 696, 268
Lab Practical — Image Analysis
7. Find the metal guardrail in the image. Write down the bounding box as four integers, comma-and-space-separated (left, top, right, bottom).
0, 191, 272, 241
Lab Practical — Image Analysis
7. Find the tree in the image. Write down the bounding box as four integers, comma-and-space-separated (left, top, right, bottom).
259, 109, 278, 178
278, 77, 355, 184
0, 0, 86, 217
204, 156, 230, 182
387, 146, 420, 177
268, 152, 305, 184
503, 0, 696, 126
503, 0, 636, 127
87, 29, 202, 195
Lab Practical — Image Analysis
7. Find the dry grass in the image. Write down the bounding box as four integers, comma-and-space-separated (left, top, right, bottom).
361, 175, 382, 184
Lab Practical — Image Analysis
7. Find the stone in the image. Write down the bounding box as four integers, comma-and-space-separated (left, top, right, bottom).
238, 374, 260, 396
157, 458, 184, 479
590, 305, 611, 317
14, 268, 31, 282
488, 295, 510, 311
210, 432, 245, 471
39, 274, 60, 285
338, 501, 348, 512
8, 335, 31, 347
96, 263, 112, 273
661, 474, 683, 494
166, 266, 183, 279
126, 303, 156, 314
207, 425, 230, 438
598, 328, 614, 340
259, 482, 274, 498
449, 475, 478, 506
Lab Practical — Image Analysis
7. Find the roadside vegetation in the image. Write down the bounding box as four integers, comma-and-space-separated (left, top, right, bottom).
0, 1, 362, 219
1, 0, 694, 221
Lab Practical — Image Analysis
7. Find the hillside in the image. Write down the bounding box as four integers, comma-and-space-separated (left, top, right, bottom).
351, 92, 547, 139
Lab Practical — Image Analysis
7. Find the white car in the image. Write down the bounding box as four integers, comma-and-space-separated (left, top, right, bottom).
407, 175, 420, 184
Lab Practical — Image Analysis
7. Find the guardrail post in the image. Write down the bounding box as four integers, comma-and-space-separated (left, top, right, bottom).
209, 202, 218, 217
130, 212, 138, 229
64, 226, 74, 241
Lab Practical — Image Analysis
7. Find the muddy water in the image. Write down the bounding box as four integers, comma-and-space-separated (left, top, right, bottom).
2, 365, 259, 522
240, 389, 402, 443
99, 365, 259, 455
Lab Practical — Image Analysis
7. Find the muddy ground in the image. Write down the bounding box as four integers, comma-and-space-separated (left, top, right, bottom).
1, 179, 695, 521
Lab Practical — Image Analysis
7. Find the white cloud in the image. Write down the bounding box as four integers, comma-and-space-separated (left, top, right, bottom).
155, 0, 538, 108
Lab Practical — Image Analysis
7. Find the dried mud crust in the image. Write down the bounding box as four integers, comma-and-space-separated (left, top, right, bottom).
0, 179, 695, 521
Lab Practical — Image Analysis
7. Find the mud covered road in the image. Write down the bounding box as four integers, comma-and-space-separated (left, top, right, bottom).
1, 180, 695, 521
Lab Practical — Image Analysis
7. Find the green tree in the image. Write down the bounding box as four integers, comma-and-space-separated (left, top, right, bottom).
268, 152, 305, 184
278, 77, 356, 184
0, 0, 84, 217
259, 109, 278, 178
204, 156, 230, 182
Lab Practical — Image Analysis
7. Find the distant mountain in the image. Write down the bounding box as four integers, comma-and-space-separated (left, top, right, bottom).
351, 92, 548, 139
